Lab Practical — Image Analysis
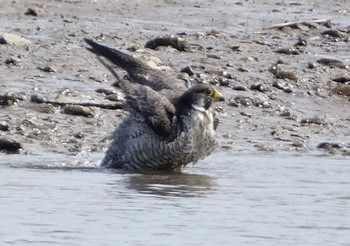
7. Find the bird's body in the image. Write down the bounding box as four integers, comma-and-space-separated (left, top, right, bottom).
85, 38, 224, 172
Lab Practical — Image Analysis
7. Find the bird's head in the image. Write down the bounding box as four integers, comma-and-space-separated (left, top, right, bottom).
176, 84, 224, 114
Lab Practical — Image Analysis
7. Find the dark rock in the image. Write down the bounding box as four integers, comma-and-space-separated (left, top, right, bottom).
30, 94, 46, 103
181, 66, 195, 76
317, 142, 342, 149
145, 35, 190, 51
37, 66, 56, 73
332, 73, 350, 83
301, 117, 326, 125
307, 62, 317, 69
294, 37, 307, 47
5, 57, 21, 66
232, 85, 248, 91
321, 29, 343, 38
0, 122, 9, 131
0, 137, 22, 153
250, 83, 270, 92
0, 93, 21, 106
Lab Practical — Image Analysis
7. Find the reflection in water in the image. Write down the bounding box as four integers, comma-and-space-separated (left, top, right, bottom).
126, 172, 215, 197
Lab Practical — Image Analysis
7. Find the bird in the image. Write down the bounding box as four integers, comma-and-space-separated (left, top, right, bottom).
84, 38, 224, 172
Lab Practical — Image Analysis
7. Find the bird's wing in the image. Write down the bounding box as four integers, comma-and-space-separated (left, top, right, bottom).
120, 79, 177, 138
84, 38, 188, 100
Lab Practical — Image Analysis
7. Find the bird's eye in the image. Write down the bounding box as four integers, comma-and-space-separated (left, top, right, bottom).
205, 88, 214, 96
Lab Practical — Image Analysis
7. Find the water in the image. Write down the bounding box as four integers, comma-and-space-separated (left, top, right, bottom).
0, 153, 349, 246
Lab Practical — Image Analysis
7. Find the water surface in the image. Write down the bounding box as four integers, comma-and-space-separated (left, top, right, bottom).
1, 153, 349, 246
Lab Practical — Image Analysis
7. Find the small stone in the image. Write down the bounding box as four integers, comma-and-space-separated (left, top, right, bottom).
0, 122, 9, 131
0, 33, 32, 46
180, 66, 195, 76
301, 117, 326, 125
317, 142, 341, 150
37, 66, 56, 73
330, 85, 350, 97
275, 47, 300, 55
0, 137, 22, 153
307, 62, 317, 69
62, 105, 94, 117
207, 54, 221, 59
30, 104, 56, 114
105, 94, 120, 102
30, 94, 46, 103
0, 93, 20, 106
276, 70, 298, 81
332, 73, 350, 83
250, 83, 270, 92
321, 29, 343, 38
232, 85, 248, 91
5, 57, 21, 66
316, 58, 346, 69
294, 37, 307, 47
95, 88, 116, 95
25, 6, 47, 17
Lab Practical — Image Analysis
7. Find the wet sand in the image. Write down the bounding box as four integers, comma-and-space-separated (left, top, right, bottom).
0, 0, 350, 164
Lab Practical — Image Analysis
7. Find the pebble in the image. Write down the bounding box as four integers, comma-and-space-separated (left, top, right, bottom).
37, 66, 56, 73
29, 104, 56, 114
316, 58, 346, 69
332, 73, 350, 83
25, 6, 47, 17
62, 105, 94, 117
317, 142, 342, 150
207, 54, 221, 59
294, 37, 307, 47
95, 88, 117, 95
5, 57, 21, 66
301, 117, 326, 125
321, 29, 343, 38
30, 94, 46, 103
250, 83, 270, 92
275, 70, 298, 81
0, 33, 32, 45
180, 66, 195, 76
105, 94, 120, 102
330, 85, 350, 97
0, 122, 9, 131
0, 93, 23, 106
0, 137, 22, 153
275, 47, 300, 55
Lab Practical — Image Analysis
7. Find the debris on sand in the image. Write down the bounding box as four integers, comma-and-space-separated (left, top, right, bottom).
0, 33, 32, 45
145, 35, 190, 51
0, 137, 22, 153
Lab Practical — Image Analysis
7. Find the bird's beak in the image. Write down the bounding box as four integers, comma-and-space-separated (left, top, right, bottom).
212, 89, 225, 102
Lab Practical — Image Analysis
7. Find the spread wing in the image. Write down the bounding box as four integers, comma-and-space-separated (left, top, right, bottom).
84, 38, 183, 137
84, 38, 188, 100
120, 80, 176, 138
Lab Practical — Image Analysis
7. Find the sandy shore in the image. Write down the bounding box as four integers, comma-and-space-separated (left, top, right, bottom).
1, 0, 349, 165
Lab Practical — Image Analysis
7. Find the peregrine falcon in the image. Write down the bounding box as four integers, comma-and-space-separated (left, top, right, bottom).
85, 38, 224, 172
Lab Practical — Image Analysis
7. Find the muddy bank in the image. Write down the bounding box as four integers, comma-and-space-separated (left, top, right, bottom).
0, 0, 350, 164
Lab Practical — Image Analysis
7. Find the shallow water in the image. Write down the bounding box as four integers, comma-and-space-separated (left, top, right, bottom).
1, 153, 349, 246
